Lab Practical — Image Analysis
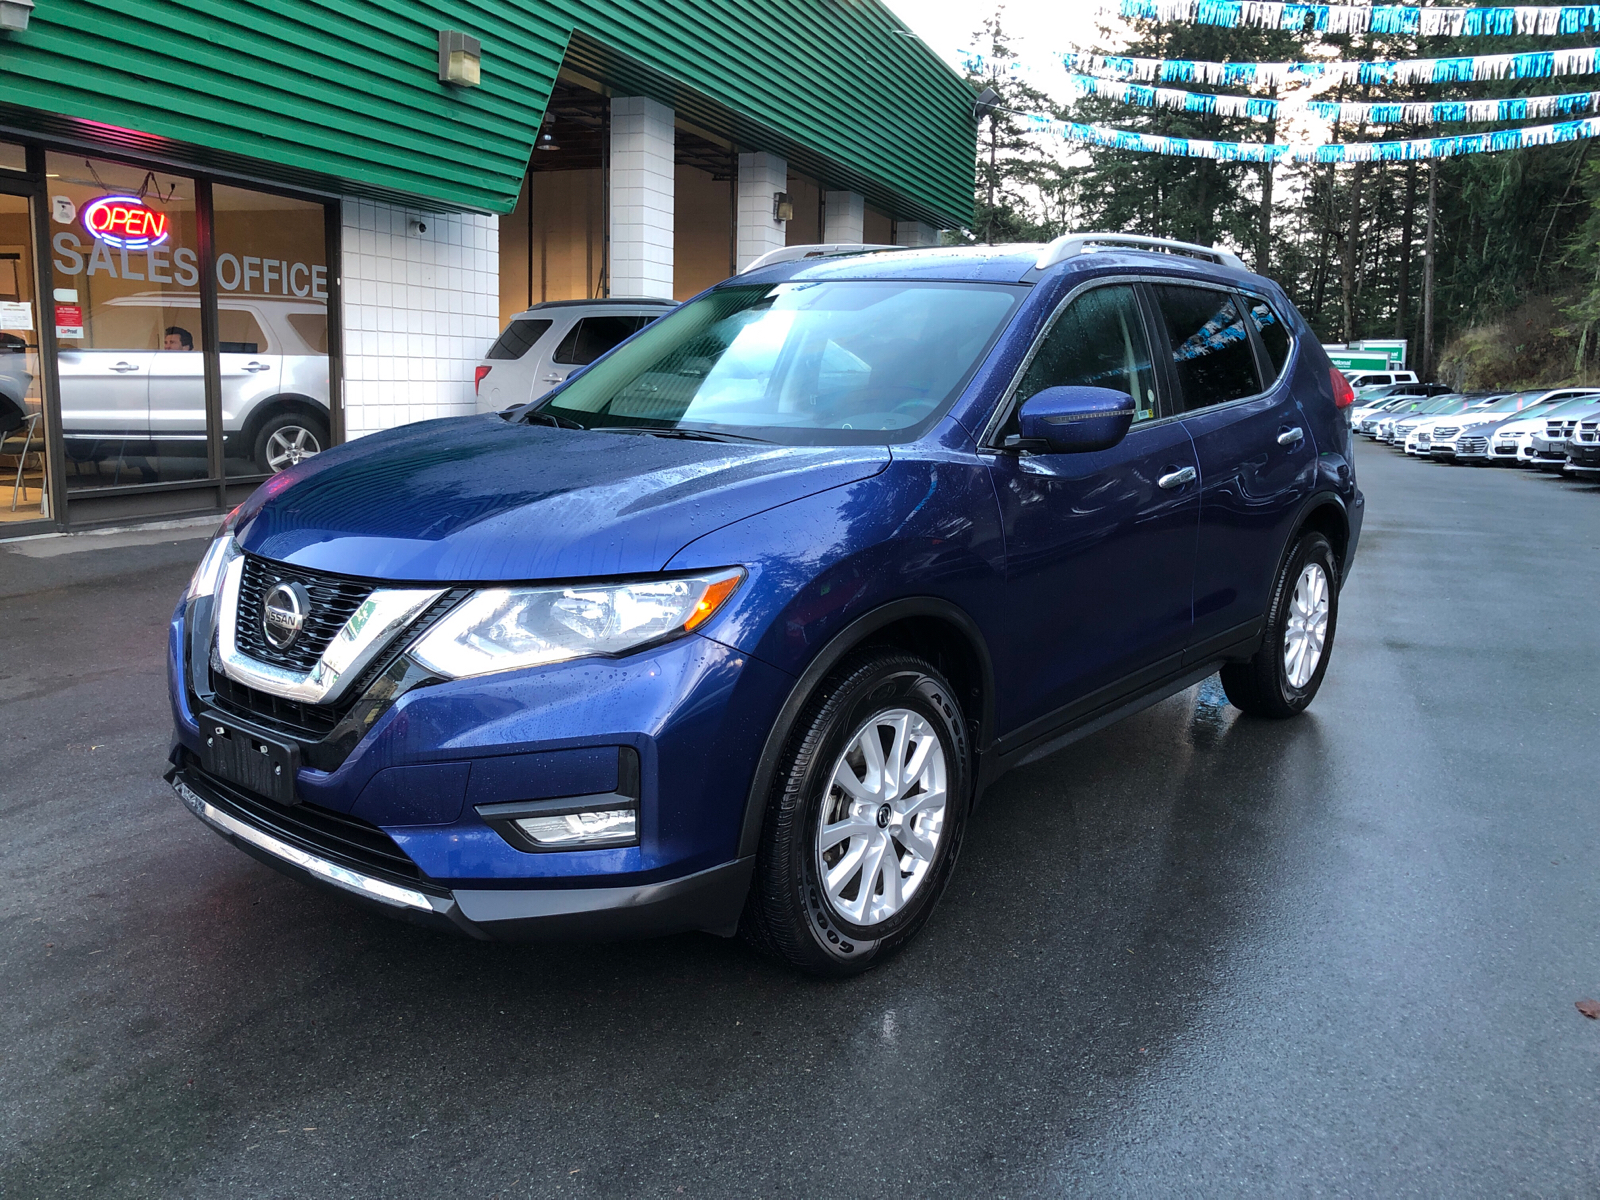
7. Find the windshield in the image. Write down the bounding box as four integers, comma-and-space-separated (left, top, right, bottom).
1479, 392, 1539, 413
1538, 393, 1600, 418
534, 281, 1026, 445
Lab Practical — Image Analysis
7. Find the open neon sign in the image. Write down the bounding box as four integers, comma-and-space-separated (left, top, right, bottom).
81, 195, 170, 251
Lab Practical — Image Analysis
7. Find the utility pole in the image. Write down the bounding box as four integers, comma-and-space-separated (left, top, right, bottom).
1422, 160, 1437, 381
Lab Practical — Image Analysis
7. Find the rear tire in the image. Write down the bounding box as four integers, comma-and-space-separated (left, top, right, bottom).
252, 410, 328, 474
740, 651, 970, 976
1221, 531, 1339, 719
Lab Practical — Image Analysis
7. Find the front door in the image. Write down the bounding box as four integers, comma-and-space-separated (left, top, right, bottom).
1147, 284, 1317, 647
985, 282, 1199, 738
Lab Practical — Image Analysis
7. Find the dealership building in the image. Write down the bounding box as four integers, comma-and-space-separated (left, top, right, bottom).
0, 0, 974, 535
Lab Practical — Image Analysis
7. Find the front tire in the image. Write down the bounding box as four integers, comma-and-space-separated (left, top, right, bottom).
1220, 531, 1339, 719
741, 651, 970, 976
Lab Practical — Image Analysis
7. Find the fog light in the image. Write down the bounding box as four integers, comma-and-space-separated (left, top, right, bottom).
515, 808, 636, 848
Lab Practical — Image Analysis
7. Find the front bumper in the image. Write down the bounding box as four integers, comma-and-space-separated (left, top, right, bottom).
170, 762, 754, 939
1567, 441, 1600, 472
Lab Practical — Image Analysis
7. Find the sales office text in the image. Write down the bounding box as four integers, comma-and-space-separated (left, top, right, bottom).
50, 233, 329, 299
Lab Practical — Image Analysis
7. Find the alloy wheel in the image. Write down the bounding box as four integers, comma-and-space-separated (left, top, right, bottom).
265, 425, 322, 472
815, 707, 947, 927
1284, 562, 1330, 688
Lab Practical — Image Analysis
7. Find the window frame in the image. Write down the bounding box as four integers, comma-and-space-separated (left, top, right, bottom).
979, 275, 1178, 451
1, 136, 342, 532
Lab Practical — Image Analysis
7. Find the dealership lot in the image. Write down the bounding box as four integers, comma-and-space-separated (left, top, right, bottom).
3, 442, 1598, 1196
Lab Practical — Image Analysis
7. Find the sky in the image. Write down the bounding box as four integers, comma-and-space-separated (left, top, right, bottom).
883, 0, 1114, 76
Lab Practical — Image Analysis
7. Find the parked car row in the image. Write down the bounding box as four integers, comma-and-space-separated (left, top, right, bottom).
1350, 384, 1600, 479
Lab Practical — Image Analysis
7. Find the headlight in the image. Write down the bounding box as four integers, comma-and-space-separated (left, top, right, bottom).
186, 505, 244, 600
186, 534, 239, 600
410, 568, 744, 680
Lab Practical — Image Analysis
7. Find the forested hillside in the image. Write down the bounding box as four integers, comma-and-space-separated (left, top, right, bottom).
959, 9, 1600, 389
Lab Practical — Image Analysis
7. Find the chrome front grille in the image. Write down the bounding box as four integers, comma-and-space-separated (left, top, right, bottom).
1432, 426, 1459, 440
235, 556, 373, 672
1577, 422, 1599, 443
1458, 436, 1488, 455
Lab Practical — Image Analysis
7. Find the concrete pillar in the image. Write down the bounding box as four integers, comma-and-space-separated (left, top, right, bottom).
894, 220, 940, 248
736, 151, 788, 270
609, 96, 674, 298
823, 190, 865, 243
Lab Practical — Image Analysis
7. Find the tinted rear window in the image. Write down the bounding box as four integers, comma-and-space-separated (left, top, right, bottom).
1152, 285, 1262, 412
553, 316, 650, 366
1246, 298, 1292, 380
486, 318, 553, 361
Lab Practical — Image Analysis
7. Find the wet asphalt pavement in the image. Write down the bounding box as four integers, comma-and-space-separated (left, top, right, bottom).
3, 443, 1599, 1197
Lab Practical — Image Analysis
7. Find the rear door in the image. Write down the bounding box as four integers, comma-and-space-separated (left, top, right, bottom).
1148, 283, 1317, 652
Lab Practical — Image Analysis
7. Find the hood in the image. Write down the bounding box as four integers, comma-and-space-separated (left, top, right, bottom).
235, 416, 890, 582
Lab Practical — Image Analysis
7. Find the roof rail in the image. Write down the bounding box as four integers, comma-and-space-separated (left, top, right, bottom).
1034, 232, 1247, 272
738, 243, 902, 275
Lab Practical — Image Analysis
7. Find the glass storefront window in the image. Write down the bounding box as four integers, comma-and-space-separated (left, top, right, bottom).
46, 153, 202, 489
211, 184, 330, 477
1, 193, 49, 522
0, 143, 25, 174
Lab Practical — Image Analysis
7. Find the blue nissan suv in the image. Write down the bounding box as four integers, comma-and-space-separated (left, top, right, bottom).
167, 234, 1362, 975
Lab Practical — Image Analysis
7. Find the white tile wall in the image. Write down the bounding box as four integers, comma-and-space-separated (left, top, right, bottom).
609, 96, 675, 299
894, 220, 940, 248
736, 151, 788, 270
823, 190, 865, 243
339, 198, 500, 436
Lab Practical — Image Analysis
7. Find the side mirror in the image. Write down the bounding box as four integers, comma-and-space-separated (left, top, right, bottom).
1015, 385, 1136, 454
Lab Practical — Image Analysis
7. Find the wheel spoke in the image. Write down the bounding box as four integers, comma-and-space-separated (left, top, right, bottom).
898, 826, 938, 864
884, 713, 910, 797
819, 817, 876, 850
826, 838, 868, 899
858, 724, 886, 794
832, 758, 876, 803
848, 837, 888, 922
876, 849, 903, 915
901, 733, 934, 791
900, 785, 946, 821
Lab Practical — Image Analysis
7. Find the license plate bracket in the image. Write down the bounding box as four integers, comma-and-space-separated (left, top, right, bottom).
198, 711, 300, 806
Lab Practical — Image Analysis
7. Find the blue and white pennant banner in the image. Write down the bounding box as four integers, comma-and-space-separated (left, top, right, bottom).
1120, 1, 1600, 36
1053, 46, 1600, 85
1066, 73, 1600, 123
1121, 1, 1600, 36
1022, 110, 1600, 161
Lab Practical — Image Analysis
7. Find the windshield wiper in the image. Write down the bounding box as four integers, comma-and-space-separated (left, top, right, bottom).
595, 425, 769, 444
519, 408, 585, 430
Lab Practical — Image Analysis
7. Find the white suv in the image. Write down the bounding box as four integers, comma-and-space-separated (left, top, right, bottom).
475, 299, 676, 414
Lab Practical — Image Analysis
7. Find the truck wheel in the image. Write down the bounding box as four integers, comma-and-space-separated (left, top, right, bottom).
253, 412, 327, 474
741, 651, 970, 976
1221, 531, 1339, 719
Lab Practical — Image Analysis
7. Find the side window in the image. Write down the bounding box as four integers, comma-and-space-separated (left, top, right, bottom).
1151, 285, 1263, 412
1246, 297, 1292, 380
218, 308, 270, 354
1014, 284, 1159, 423
553, 315, 643, 366
486, 317, 552, 361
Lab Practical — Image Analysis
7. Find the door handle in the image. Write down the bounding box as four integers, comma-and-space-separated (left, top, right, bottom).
1277, 426, 1305, 446
108, 362, 141, 373
1158, 465, 1197, 489
543, 374, 566, 383
242, 362, 272, 373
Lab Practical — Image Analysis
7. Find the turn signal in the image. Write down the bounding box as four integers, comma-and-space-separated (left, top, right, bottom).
1330, 368, 1356, 409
